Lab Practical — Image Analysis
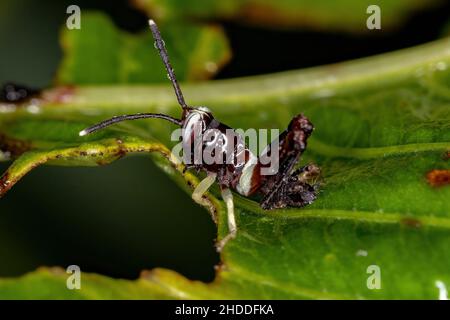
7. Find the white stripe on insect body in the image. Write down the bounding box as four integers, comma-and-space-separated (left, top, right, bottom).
236, 151, 258, 196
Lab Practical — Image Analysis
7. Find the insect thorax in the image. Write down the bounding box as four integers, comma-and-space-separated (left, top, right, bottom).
181, 108, 258, 195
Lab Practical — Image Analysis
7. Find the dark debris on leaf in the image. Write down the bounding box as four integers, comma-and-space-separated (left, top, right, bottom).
0, 82, 40, 103
426, 169, 450, 188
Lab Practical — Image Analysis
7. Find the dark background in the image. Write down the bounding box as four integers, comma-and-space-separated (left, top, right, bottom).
0, 0, 449, 281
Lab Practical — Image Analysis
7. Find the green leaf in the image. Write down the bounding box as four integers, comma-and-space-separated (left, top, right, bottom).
0, 37, 450, 299
57, 12, 231, 84
134, 0, 440, 31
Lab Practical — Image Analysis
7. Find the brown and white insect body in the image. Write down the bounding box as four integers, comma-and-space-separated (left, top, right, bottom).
79, 20, 320, 251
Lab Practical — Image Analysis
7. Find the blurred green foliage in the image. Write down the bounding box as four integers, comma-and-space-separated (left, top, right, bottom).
136, 0, 441, 31
57, 12, 230, 84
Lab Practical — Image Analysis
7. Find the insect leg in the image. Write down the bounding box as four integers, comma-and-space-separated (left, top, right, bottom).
216, 188, 237, 252
192, 172, 217, 220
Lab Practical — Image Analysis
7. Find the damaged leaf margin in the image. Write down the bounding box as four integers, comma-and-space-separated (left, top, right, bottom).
0, 138, 221, 222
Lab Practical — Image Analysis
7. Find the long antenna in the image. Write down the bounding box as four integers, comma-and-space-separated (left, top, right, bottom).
79, 113, 181, 136
149, 19, 188, 110
78, 20, 187, 137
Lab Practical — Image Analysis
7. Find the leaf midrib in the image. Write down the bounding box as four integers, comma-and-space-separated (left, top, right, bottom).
235, 196, 450, 229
